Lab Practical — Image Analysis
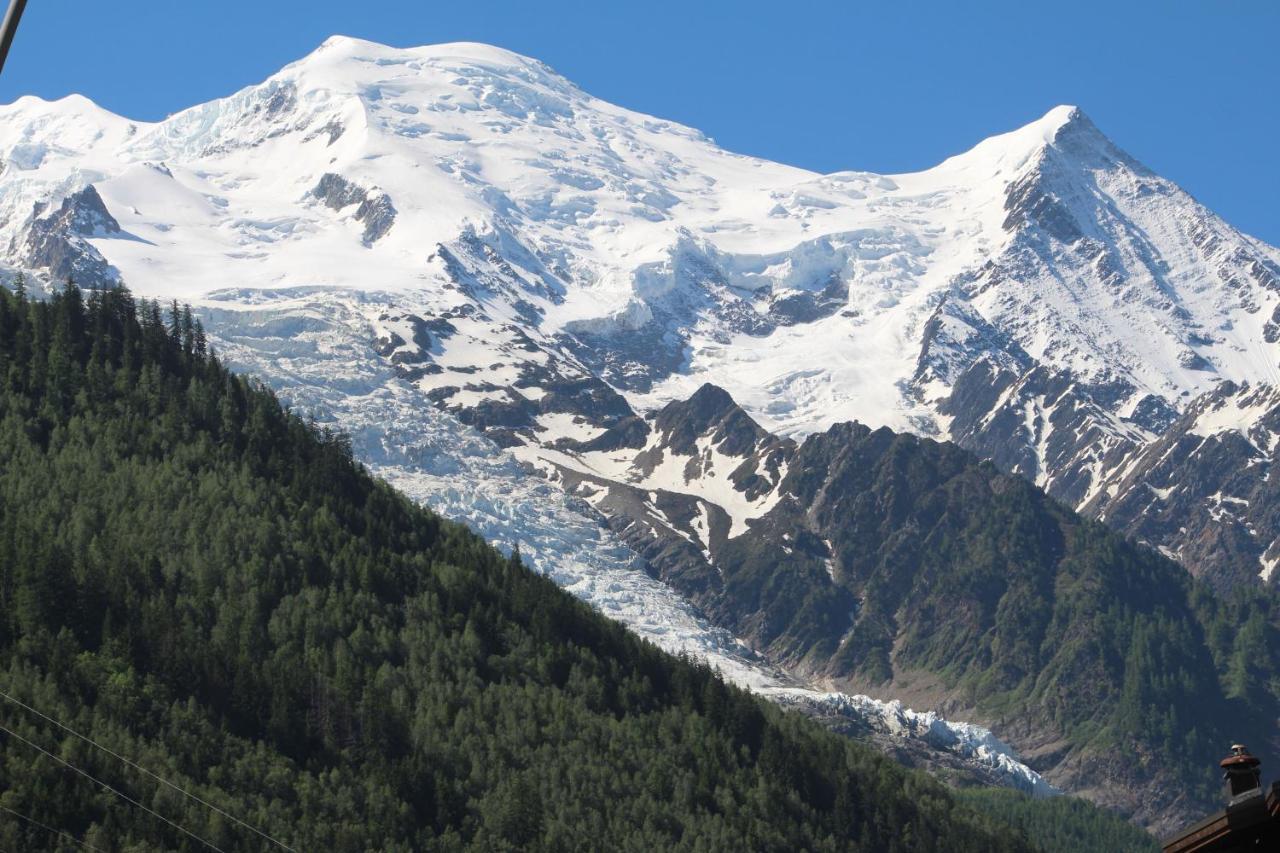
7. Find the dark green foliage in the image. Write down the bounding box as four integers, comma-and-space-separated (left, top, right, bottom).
957, 789, 1160, 853
713, 423, 1280, 811
1192, 583, 1280, 710
0, 282, 1033, 851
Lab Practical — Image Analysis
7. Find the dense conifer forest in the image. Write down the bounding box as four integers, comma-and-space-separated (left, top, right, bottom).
957, 788, 1159, 853
0, 280, 1050, 850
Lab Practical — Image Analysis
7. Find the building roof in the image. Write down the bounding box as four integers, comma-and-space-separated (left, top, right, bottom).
1162, 781, 1280, 853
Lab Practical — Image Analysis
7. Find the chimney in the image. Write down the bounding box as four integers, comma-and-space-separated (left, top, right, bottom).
1220, 744, 1263, 807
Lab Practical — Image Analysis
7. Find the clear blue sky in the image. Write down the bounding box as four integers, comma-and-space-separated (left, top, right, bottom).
1, 1, 1276, 244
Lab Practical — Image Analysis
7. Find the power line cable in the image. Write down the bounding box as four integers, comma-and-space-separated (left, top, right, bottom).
0, 804, 106, 852
0, 720, 225, 852
0, 689, 295, 851
0, 0, 29, 77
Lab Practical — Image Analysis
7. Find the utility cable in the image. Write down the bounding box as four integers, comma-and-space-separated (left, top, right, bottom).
0, 804, 106, 852
0, 689, 295, 851
0, 720, 225, 852
0, 0, 28, 77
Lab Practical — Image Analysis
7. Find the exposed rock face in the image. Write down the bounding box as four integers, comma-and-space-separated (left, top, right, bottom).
353, 193, 396, 244
766, 273, 849, 326
13, 186, 122, 289
312, 173, 397, 245
1086, 382, 1280, 592
940, 360, 1152, 508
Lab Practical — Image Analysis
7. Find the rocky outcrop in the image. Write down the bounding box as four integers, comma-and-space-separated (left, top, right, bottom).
1085, 381, 1280, 592
13, 186, 123, 289
312, 173, 396, 245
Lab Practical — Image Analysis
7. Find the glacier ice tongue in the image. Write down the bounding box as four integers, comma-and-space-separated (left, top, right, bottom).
200, 286, 1055, 797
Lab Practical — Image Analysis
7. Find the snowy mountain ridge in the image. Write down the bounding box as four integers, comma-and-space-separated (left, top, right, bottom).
5, 38, 1276, 470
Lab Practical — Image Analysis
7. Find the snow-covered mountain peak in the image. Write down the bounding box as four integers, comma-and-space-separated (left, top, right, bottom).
1034, 103, 1083, 135
0, 93, 140, 176
1039, 105, 1123, 154
300, 35, 567, 80
908, 105, 1116, 200
3, 40, 1278, 519
926, 104, 1082, 175
272, 36, 591, 132
1025, 104, 1116, 154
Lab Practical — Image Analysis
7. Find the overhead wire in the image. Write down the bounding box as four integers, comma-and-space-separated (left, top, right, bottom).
0, 719, 226, 852
0, 688, 295, 851
0, 0, 29, 77
0, 803, 106, 852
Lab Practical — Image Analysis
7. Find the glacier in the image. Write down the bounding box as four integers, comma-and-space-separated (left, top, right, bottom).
204, 286, 1054, 796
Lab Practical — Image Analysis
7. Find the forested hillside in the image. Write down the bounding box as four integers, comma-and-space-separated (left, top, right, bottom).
957, 789, 1160, 853
561, 380, 1280, 827
626, 396, 1280, 827
0, 280, 1044, 850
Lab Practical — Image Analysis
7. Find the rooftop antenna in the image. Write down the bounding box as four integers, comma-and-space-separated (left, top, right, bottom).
0, 0, 28, 77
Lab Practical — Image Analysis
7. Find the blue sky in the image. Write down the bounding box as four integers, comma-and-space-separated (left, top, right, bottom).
1, 1, 1276, 243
